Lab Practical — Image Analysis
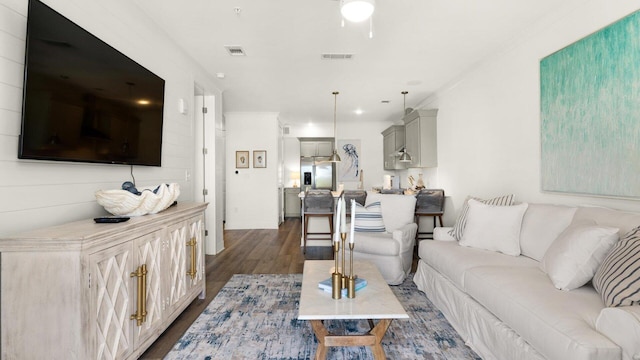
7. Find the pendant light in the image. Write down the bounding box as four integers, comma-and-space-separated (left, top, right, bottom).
329, 91, 342, 162
399, 91, 412, 163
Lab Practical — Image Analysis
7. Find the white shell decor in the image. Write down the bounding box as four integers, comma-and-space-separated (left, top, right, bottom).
95, 183, 180, 216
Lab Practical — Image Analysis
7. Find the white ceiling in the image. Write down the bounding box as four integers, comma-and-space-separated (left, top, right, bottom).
133, 0, 578, 126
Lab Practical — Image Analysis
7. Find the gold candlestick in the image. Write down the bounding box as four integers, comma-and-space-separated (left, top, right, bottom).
348, 242, 356, 298
332, 241, 341, 299
341, 233, 347, 289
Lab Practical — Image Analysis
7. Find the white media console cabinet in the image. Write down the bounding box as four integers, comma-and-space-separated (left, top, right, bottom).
0, 202, 207, 359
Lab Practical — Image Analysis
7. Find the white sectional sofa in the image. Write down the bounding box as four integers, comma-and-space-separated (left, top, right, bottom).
414, 201, 640, 360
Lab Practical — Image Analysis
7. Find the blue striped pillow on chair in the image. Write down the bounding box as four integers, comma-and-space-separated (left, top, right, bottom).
354, 201, 386, 232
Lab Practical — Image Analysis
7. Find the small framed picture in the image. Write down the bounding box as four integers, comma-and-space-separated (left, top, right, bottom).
253, 150, 267, 168
236, 151, 249, 168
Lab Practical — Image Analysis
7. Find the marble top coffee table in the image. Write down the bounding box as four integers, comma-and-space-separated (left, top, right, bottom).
298, 260, 409, 359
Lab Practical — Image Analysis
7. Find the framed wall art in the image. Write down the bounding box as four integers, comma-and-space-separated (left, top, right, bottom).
253, 150, 267, 168
540, 10, 640, 198
236, 151, 249, 168
338, 139, 360, 182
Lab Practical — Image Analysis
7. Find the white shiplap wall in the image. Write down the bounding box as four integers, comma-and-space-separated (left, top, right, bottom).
0, 0, 221, 237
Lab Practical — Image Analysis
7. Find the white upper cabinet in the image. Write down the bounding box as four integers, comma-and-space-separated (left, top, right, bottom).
403, 109, 438, 168
300, 139, 333, 157
382, 125, 406, 170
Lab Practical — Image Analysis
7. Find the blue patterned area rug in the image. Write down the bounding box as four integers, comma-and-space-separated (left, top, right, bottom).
164, 274, 480, 360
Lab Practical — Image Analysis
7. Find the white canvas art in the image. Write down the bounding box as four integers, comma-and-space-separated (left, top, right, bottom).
338, 139, 360, 182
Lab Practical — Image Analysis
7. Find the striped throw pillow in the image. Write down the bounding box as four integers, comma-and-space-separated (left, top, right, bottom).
354, 201, 385, 232
448, 194, 515, 241
593, 226, 640, 307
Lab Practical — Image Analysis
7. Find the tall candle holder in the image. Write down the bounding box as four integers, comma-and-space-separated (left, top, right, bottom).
341, 233, 347, 289
347, 242, 356, 298
331, 240, 341, 299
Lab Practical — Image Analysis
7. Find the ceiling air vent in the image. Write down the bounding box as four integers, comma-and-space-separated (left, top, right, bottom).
321, 53, 354, 60
224, 45, 246, 56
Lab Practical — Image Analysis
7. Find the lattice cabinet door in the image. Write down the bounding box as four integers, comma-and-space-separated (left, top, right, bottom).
166, 221, 188, 317
166, 215, 205, 318
132, 230, 165, 349
89, 241, 134, 360
186, 216, 205, 292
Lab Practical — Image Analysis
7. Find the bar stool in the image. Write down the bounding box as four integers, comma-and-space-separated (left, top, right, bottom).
415, 189, 445, 240
303, 189, 334, 254
343, 190, 367, 217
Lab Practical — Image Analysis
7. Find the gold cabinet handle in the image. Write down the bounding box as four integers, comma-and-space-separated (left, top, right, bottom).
186, 237, 197, 280
130, 264, 147, 326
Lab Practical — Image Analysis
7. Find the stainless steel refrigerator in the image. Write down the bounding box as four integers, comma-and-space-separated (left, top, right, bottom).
300, 156, 335, 190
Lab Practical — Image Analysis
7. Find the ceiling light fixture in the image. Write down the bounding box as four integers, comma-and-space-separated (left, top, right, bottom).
340, 0, 375, 22
329, 91, 341, 162
399, 91, 412, 163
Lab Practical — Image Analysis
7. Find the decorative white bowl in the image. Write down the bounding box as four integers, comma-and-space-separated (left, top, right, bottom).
95, 183, 180, 217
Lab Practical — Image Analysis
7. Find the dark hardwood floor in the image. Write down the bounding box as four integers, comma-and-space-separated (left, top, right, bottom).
140, 217, 332, 359
140, 217, 418, 359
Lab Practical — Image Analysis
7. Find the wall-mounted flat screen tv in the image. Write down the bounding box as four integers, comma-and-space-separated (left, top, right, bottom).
19, 0, 165, 166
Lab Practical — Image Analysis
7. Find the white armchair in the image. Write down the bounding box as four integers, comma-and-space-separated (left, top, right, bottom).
351, 192, 417, 285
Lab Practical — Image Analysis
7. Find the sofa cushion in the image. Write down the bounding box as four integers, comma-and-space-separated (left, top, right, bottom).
418, 240, 537, 290
593, 226, 640, 307
352, 232, 400, 256
540, 225, 619, 291
520, 203, 577, 261
366, 193, 416, 233
464, 266, 620, 360
353, 201, 385, 232
572, 206, 640, 237
459, 200, 528, 256
596, 306, 640, 360
448, 194, 515, 241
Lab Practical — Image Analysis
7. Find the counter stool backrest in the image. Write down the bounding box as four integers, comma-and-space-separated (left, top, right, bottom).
304, 190, 334, 214
415, 189, 445, 214
343, 190, 367, 214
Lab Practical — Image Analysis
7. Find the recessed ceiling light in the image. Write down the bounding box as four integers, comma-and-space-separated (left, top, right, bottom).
354, 109, 363, 115
216, 73, 225, 79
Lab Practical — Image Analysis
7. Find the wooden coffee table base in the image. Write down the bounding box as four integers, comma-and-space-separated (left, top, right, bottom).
309, 318, 392, 360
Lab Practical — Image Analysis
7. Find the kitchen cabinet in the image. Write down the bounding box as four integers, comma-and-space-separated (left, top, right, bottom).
403, 109, 438, 168
300, 140, 333, 157
284, 187, 302, 217
382, 125, 406, 170
0, 202, 207, 360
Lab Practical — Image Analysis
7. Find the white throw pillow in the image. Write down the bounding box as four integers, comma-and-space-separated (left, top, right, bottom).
448, 194, 515, 241
519, 204, 577, 261
540, 225, 619, 291
353, 202, 385, 232
459, 199, 528, 256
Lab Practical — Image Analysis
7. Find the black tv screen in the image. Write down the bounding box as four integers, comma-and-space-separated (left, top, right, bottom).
19, 0, 165, 166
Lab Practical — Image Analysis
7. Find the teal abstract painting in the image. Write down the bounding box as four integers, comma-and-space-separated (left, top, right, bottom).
540, 10, 640, 198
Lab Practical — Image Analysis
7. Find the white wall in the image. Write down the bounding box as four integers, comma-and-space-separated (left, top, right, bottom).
0, 0, 221, 237
225, 112, 280, 229
418, 0, 640, 225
